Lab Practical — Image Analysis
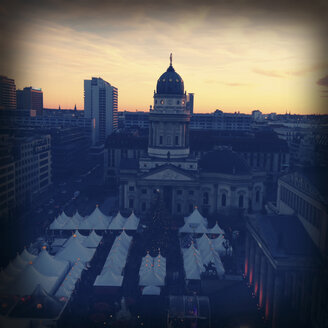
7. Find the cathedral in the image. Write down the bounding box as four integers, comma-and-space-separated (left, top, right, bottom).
118, 55, 265, 216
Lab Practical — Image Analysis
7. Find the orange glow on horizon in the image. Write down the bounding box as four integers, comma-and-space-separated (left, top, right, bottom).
2, 7, 327, 115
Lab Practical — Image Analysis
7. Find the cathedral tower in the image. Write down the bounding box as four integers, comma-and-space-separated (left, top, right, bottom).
148, 54, 190, 159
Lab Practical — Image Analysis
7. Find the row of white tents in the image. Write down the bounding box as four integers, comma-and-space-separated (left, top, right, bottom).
181, 234, 226, 280
94, 231, 133, 288
49, 207, 140, 231
179, 208, 225, 235
0, 230, 100, 297
139, 251, 166, 294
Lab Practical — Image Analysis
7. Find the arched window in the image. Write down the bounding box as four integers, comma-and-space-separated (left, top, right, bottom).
203, 192, 209, 205
239, 195, 244, 208
256, 190, 260, 203
221, 194, 226, 207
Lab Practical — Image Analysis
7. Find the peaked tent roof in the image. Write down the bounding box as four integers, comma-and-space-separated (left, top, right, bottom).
12, 254, 28, 271
20, 249, 37, 263
184, 208, 208, 227
94, 271, 123, 287
123, 212, 140, 230
55, 238, 95, 264
33, 250, 69, 278
207, 222, 225, 235
82, 230, 102, 248
49, 218, 65, 230
9, 264, 59, 296
87, 206, 111, 229
108, 212, 126, 230
179, 222, 195, 234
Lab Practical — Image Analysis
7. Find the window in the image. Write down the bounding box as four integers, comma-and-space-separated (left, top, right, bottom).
159, 136, 163, 145
221, 194, 226, 207
175, 136, 179, 145
239, 195, 244, 208
141, 188, 147, 194
129, 186, 135, 192
256, 190, 260, 203
177, 203, 181, 213
177, 100, 180, 105
203, 192, 209, 205
129, 198, 134, 208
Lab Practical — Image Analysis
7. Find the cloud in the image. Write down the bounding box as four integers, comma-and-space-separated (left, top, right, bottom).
252, 68, 285, 78
223, 82, 250, 87
317, 75, 328, 87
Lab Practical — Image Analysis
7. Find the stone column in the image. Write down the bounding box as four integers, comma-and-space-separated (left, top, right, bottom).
259, 255, 267, 308
272, 273, 283, 328
253, 247, 261, 296
265, 264, 274, 321
244, 232, 250, 276
248, 239, 255, 285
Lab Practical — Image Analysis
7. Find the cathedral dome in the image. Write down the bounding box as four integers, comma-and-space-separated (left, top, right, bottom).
156, 55, 184, 95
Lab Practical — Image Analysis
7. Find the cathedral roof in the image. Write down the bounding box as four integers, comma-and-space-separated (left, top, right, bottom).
156, 55, 184, 95
199, 149, 250, 175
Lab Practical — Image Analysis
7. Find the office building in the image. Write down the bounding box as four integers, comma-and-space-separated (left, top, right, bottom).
0, 76, 16, 110
84, 77, 118, 145
16, 87, 43, 115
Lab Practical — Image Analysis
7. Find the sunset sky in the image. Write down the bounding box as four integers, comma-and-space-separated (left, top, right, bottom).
1, 0, 327, 114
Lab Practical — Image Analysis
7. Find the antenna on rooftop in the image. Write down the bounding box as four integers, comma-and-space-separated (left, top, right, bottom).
170, 53, 172, 66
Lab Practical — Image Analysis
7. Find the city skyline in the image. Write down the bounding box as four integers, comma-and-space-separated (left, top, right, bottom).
1, 1, 327, 115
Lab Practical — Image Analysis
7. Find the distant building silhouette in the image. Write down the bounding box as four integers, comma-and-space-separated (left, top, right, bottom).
0, 76, 16, 110
16, 86, 43, 115
84, 77, 118, 145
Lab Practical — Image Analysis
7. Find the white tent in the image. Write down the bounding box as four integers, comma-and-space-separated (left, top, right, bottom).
33, 249, 69, 278
94, 271, 123, 287
72, 211, 84, 222
12, 253, 28, 271
207, 222, 225, 235
56, 212, 71, 226
82, 230, 102, 248
62, 217, 80, 230
184, 208, 208, 228
211, 235, 227, 256
55, 285, 73, 299
87, 206, 111, 230
142, 285, 161, 296
64, 230, 87, 247
139, 269, 165, 286
179, 222, 194, 234
55, 238, 96, 264
49, 218, 65, 230
108, 212, 126, 230
79, 216, 93, 230
193, 223, 208, 234
3, 261, 22, 278
8, 265, 59, 296
20, 248, 37, 262
123, 212, 140, 230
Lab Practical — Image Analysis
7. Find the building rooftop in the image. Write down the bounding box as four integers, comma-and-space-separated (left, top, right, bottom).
199, 149, 250, 175
248, 214, 320, 261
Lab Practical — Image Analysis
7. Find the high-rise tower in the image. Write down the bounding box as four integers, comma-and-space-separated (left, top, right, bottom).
148, 54, 190, 159
84, 77, 118, 145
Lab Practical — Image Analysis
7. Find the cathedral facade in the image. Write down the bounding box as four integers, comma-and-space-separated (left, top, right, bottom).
118, 56, 265, 216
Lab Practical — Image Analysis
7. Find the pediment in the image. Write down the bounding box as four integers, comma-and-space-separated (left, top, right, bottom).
143, 167, 194, 181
